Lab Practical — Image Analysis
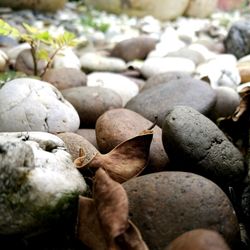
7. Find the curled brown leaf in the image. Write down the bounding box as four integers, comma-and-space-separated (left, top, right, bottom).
75, 131, 153, 183
76, 196, 108, 250
94, 168, 129, 247
115, 220, 149, 250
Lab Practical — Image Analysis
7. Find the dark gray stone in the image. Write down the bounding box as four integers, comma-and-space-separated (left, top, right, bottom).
142, 71, 192, 91
126, 78, 216, 127
162, 106, 245, 187
123, 172, 240, 250
224, 20, 250, 59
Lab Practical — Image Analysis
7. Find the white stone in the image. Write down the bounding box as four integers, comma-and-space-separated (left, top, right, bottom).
87, 72, 139, 106
141, 57, 196, 78
80, 52, 127, 72
0, 50, 8, 71
53, 48, 81, 70
188, 43, 217, 61
0, 132, 87, 234
0, 78, 80, 133
195, 54, 240, 89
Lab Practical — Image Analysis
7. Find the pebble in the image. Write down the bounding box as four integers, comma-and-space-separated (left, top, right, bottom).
142, 71, 192, 91
0, 78, 80, 133
123, 171, 239, 250
162, 106, 245, 187
53, 48, 81, 70
110, 36, 157, 62
95, 108, 169, 172
126, 78, 216, 127
164, 229, 231, 250
0, 131, 87, 234
62, 86, 123, 128
80, 52, 127, 73
76, 128, 98, 149
57, 132, 98, 161
224, 20, 250, 59
0, 49, 8, 71
87, 72, 139, 106
141, 57, 196, 78
42, 68, 87, 90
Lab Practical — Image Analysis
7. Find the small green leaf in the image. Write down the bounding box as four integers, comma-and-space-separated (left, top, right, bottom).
22, 23, 38, 34
0, 19, 20, 37
36, 49, 49, 61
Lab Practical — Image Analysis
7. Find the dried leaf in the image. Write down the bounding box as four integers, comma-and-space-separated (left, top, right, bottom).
115, 220, 149, 250
75, 131, 153, 183
76, 196, 108, 250
94, 168, 129, 247
76, 169, 149, 250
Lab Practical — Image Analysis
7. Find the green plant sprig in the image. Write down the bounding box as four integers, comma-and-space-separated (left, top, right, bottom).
0, 19, 78, 76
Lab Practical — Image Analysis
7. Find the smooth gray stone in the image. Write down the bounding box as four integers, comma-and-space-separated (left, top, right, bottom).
126, 78, 216, 127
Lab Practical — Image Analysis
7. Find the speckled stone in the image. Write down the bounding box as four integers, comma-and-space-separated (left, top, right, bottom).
162, 106, 245, 187
164, 229, 231, 250
123, 172, 240, 250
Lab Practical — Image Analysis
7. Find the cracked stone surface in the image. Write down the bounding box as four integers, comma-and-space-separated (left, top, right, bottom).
0, 132, 87, 235
0, 78, 80, 133
162, 106, 246, 187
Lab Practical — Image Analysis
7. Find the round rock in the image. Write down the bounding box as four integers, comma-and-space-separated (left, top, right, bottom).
87, 72, 139, 106
15, 49, 46, 76
62, 86, 123, 128
0, 78, 80, 133
212, 86, 240, 120
142, 71, 192, 91
126, 78, 216, 127
122, 172, 239, 250
164, 229, 231, 250
57, 132, 98, 161
141, 57, 196, 79
224, 20, 250, 59
42, 68, 87, 91
110, 36, 157, 62
162, 106, 245, 187
76, 129, 98, 149
80, 52, 126, 73
0, 132, 87, 235
95, 108, 169, 172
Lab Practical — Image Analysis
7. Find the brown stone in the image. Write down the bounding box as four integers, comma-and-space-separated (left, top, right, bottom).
122, 172, 240, 250
15, 49, 46, 76
42, 68, 87, 90
57, 132, 98, 161
111, 36, 157, 62
165, 229, 231, 250
76, 129, 98, 149
237, 61, 250, 83
62, 86, 123, 128
95, 108, 169, 172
